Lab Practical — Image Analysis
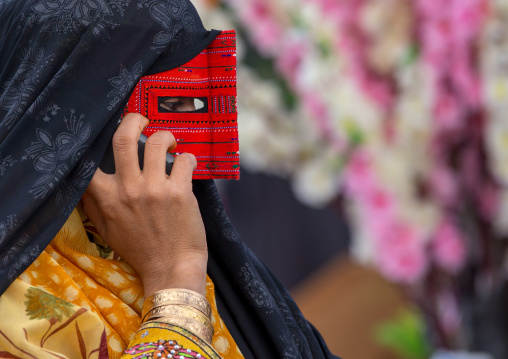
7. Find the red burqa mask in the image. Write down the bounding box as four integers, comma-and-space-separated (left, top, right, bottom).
125, 30, 239, 180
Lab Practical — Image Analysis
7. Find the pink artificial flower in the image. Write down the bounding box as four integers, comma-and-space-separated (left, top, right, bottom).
360, 186, 398, 243
337, 36, 364, 62
252, 19, 284, 56
432, 219, 467, 274
300, 91, 346, 150
360, 186, 398, 233
233, 1, 283, 56
358, 75, 394, 109
343, 150, 375, 197
416, 0, 487, 135
275, 38, 309, 88
301, 91, 331, 135
367, 187, 395, 214
450, 0, 489, 43
374, 220, 429, 283
310, 0, 358, 26
450, 54, 481, 108
378, 246, 428, 283
311, 0, 395, 110
339, 33, 394, 108
416, 0, 449, 19
433, 90, 463, 132
428, 163, 459, 208
421, 20, 452, 59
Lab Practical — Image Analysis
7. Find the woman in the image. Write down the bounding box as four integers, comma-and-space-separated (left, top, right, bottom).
0, 1, 339, 358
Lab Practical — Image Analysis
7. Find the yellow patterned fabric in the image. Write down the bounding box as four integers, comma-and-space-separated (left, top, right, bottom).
0, 207, 243, 359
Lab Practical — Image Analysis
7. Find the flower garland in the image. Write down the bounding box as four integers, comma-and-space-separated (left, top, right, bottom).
193, 0, 508, 351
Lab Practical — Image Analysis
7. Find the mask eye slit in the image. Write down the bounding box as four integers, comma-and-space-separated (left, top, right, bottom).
157, 96, 208, 113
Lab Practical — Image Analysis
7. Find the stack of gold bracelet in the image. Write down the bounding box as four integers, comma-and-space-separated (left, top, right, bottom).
141, 288, 214, 343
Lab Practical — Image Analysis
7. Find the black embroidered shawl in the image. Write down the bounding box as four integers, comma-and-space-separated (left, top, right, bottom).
0, 1, 339, 358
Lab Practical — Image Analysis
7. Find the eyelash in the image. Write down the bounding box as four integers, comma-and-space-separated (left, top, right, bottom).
161, 100, 184, 111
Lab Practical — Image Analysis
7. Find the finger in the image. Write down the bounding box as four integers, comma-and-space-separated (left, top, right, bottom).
113, 113, 149, 182
143, 130, 176, 179
169, 153, 197, 190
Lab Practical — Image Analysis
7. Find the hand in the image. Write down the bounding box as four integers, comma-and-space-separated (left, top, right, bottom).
81, 113, 207, 297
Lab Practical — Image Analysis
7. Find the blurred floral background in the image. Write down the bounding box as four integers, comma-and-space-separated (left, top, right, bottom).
192, 0, 508, 358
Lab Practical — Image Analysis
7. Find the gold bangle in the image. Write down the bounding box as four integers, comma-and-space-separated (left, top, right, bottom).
143, 315, 214, 343
145, 305, 212, 331
142, 288, 212, 321
143, 299, 212, 323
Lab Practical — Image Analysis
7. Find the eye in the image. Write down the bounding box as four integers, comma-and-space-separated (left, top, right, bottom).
160, 98, 186, 111
158, 97, 208, 113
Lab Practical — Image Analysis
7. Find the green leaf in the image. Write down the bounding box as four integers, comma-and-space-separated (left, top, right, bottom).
343, 119, 364, 145
374, 309, 431, 359
402, 44, 420, 66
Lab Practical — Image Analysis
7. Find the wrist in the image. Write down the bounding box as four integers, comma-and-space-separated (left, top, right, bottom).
142, 256, 207, 298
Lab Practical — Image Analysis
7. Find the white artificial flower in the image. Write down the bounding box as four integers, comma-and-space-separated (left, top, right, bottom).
291, 152, 341, 208
349, 214, 377, 263
398, 200, 440, 241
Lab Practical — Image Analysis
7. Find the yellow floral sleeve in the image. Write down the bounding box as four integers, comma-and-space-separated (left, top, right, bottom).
0, 207, 243, 359
0, 280, 220, 359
